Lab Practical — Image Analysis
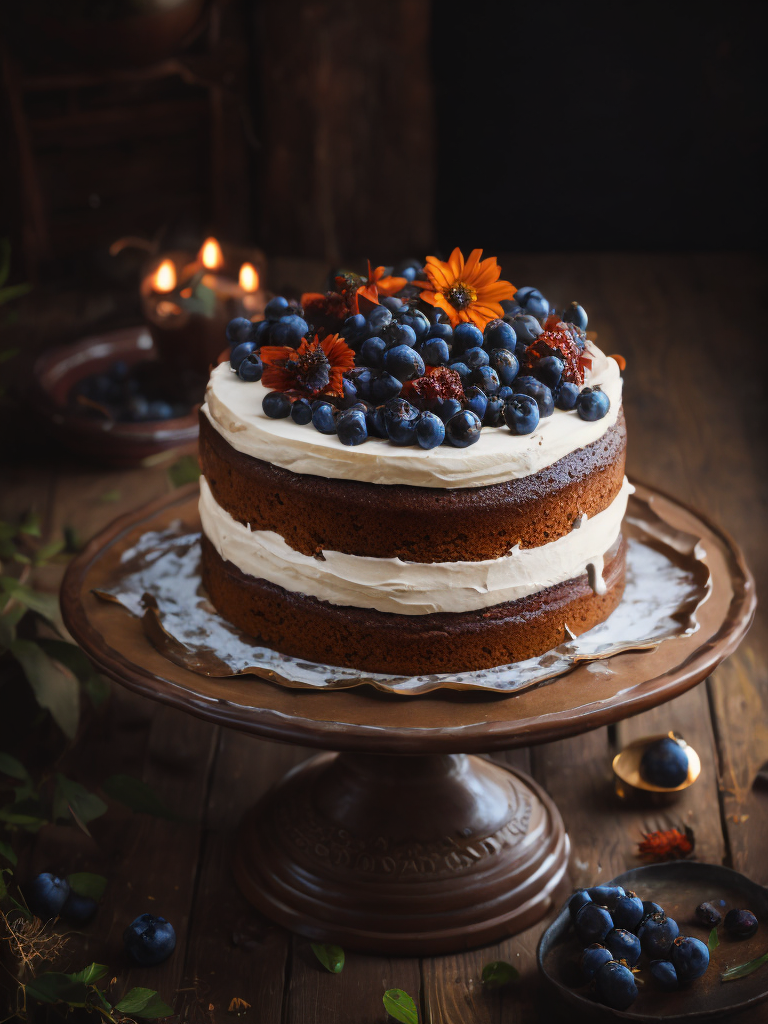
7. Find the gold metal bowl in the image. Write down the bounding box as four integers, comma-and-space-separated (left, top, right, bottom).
612, 732, 701, 794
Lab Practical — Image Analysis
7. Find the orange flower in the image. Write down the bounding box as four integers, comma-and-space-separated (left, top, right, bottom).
261, 334, 354, 399
415, 248, 516, 329
357, 260, 408, 305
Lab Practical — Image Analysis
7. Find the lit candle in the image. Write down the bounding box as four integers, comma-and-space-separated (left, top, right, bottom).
152, 259, 177, 293
239, 262, 261, 312
199, 237, 225, 271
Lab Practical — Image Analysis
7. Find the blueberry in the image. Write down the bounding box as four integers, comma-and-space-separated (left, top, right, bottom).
61, 891, 98, 926
605, 927, 641, 967
612, 891, 644, 932
416, 411, 445, 449
563, 301, 588, 331
384, 398, 419, 445
367, 305, 393, 334
575, 902, 613, 945
671, 935, 710, 981
436, 398, 463, 423
483, 396, 504, 427
642, 900, 665, 922
445, 410, 482, 448
510, 313, 543, 345
498, 385, 515, 402
262, 392, 291, 418
346, 367, 374, 401
24, 873, 70, 919
555, 382, 580, 410
126, 395, 149, 421
226, 317, 254, 346
724, 908, 759, 939
147, 400, 174, 420
110, 359, 129, 381
533, 355, 564, 390
649, 960, 678, 991
360, 336, 387, 368
123, 913, 176, 967
501, 299, 522, 318
380, 295, 403, 312
514, 376, 554, 417
237, 353, 263, 382
250, 320, 271, 345
290, 398, 313, 424
586, 885, 626, 911
426, 322, 453, 342
451, 322, 483, 355
638, 912, 679, 958
370, 371, 403, 404
336, 408, 368, 446
463, 386, 488, 421
230, 340, 257, 371
386, 322, 418, 349
268, 314, 308, 349
312, 403, 337, 434
463, 347, 490, 371
483, 319, 517, 352
575, 388, 610, 421
470, 366, 500, 396
396, 307, 430, 340
639, 736, 689, 788
385, 345, 424, 382
594, 961, 637, 1010
579, 944, 613, 982
365, 405, 388, 438
695, 902, 722, 928
568, 889, 592, 922
341, 313, 370, 346
489, 349, 519, 387
264, 296, 291, 320
337, 378, 358, 409
419, 337, 450, 366
448, 361, 471, 385
503, 394, 540, 435
515, 286, 550, 320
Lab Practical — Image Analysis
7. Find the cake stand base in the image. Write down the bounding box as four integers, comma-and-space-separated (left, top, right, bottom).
233, 751, 569, 955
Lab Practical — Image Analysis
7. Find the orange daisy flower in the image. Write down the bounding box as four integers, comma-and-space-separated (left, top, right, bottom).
415, 248, 517, 329
260, 334, 354, 399
357, 260, 408, 305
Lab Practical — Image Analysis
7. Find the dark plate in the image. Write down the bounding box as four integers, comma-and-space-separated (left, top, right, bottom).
537, 862, 768, 1021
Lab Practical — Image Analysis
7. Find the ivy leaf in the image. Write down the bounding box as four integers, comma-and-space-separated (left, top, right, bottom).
1, 577, 65, 633
25, 973, 89, 1007
481, 960, 520, 988
0, 796, 48, 830
10, 639, 80, 739
102, 774, 176, 819
721, 951, 768, 981
68, 963, 109, 985
167, 454, 201, 489
18, 512, 41, 538
311, 942, 345, 974
53, 774, 108, 829
708, 926, 720, 952
114, 987, 174, 1018
34, 539, 66, 565
0, 840, 17, 866
0, 752, 30, 781
67, 872, 107, 901
37, 639, 109, 707
382, 989, 418, 1024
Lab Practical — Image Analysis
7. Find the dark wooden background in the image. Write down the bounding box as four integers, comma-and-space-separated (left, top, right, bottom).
1, 251, 766, 1022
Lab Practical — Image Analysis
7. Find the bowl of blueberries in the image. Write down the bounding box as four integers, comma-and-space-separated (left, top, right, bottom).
537, 861, 768, 1020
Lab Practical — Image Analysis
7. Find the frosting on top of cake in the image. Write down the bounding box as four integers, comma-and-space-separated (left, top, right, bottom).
202, 340, 622, 489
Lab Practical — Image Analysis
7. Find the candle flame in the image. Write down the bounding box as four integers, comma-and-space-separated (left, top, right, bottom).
200, 237, 224, 270
239, 262, 259, 293
152, 259, 176, 293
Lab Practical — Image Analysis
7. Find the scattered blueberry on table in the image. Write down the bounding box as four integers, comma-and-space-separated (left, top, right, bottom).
24, 873, 70, 919
724, 908, 759, 938
123, 913, 176, 966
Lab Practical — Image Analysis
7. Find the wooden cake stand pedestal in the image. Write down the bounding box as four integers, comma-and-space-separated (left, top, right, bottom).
61, 483, 755, 955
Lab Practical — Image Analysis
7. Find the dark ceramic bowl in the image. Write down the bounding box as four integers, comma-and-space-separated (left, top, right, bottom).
32, 325, 199, 468
538, 861, 768, 1021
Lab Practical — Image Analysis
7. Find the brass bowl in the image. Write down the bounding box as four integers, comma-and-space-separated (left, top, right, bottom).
612, 732, 701, 794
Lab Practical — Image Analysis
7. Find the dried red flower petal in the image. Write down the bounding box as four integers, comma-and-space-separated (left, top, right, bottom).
402, 365, 465, 404
637, 826, 695, 861
261, 334, 354, 398
524, 315, 586, 385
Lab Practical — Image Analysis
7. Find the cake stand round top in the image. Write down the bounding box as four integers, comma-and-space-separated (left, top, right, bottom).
61, 480, 755, 755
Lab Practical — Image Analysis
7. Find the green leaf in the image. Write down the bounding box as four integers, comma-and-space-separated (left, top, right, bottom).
68, 963, 109, 985
2, 578, 64, 633
114, 987, 174, 1018
0, 796, 47, 830
18, 512, 41, 538
481, 960, 520, 988
0, 840, 17, 865
383, 989, 418, 1024
67, 872, 107, 901
25, 973, 89, 1006
34, 539, 65, 565
100, 489, 121, 503
709, 926, 720, 952
10, 639, 80, 739
0, 348, 19, 365
37, 639, 108, 707
311, 942, 345, 974
0, 752, 30, 781
0, 283, 32, 306
82, 672, 111, 707
53, 774, 107, 827
721, 951, 768, 981
167, 454, 201, 489
102, 774, 176, 819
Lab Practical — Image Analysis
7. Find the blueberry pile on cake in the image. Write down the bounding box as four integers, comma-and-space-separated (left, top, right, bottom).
198, 249, 628, 675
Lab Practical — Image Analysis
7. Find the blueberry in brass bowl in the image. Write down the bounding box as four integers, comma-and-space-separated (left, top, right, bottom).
613, 733, 701, 796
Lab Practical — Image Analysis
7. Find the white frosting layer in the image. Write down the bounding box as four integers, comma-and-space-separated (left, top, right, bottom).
202, 341, 623, 489
200, 475, 632, 615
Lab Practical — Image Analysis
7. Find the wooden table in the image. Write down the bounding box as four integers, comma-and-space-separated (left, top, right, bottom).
2, 253, 767, 1022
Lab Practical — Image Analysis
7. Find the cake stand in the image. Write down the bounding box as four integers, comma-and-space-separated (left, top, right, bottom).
60, 482, 755, 955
